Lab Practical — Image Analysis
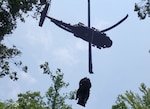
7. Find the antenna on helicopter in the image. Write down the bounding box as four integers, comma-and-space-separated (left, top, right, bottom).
39, 0, 51, 27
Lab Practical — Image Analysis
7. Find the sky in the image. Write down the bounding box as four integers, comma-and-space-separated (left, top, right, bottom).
0, 0, 150, 109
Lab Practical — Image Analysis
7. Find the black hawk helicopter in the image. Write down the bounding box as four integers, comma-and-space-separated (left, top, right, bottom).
39, 3, 128, 49
39, 3, 128, 73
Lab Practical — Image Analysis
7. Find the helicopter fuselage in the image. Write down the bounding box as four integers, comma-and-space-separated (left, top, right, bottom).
48, 16, 112, 49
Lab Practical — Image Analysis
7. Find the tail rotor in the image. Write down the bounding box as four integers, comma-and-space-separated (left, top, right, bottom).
39, 0, 51, 27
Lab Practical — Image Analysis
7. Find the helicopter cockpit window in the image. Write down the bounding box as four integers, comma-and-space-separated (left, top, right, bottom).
78, 22, 85, 26
73, 22, 85, 27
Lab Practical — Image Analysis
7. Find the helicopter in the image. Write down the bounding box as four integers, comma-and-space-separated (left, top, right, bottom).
39, 3, 128, 49
39, 2, 128, 74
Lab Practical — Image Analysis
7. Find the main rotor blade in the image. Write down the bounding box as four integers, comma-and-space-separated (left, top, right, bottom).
39, 3, 50, 27
101, 14, 128, 33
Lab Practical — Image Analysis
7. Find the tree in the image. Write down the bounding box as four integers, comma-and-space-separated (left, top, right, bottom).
0, 0, 45, 40
0, 43, 28, 81
0, 92, 49, 109
17, 91, 49, 109
0, 99, 17, 109
0, 0, 46, 80
134, 0, 150, 19
40, 62, 76, 109
112, 83, 150, 109
0, 63, 76, 109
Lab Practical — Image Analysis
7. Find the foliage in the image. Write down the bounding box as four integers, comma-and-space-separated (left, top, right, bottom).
0, 64, 76, 109
0, 43, 28, 81
17, 91, 49, 109
0, 92, 49, 109
0, 0, 45, 40
112, 83, 150, 109
0, 0, 46, 80
40, 62, 76, 109
134, 0, 150, 19
0, 99, 17, 109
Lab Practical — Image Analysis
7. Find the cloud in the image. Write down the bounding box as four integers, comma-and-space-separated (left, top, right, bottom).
15, 17, 53, 52
26, 29, 52, 49
92, 20, 111, 31
0, 71, 37, 101
0, 79, 21, 101
75, 39, 87, 51
20, 72, 37, 84
0, 72, 36, 101
53, 47, 78, 66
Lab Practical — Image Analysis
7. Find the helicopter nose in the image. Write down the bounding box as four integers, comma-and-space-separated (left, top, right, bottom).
106, 38, 113, 48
